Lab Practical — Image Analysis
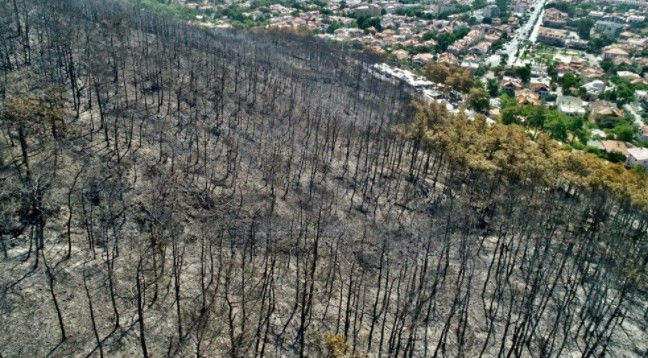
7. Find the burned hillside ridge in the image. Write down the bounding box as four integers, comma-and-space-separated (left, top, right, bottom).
1, 0, 647, 357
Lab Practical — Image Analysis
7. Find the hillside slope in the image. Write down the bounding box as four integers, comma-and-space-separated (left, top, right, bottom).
0, 0, 646, 357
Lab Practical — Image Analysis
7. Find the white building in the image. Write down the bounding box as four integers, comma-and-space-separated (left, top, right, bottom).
581, 80, 606, 98
557, 96, 586, 115
353, 4, 381, 17
594, 21, 624, 37
626, 148, 648, 170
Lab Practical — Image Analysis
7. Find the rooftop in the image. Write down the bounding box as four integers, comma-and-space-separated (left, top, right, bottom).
602, 140, 629, 155
627, 147, 648, 161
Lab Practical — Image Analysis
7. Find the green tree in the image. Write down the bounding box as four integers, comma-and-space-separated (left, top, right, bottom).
606, 151, 626, 163
356, 16, 381, 31
327, 22, 343, 33
544, 111, 569, 142
468, 87, 490, 113
577, 18, 594, 40
613, 123, 636, 141
500, 106, 519, 124
528, 106, 546, 127
496, 0, 509, 17
515, 65, 531, 83
589, 35, 613, 51
487, 78, 499, 97
561, 73, 581, 95
615, 82, 636, 105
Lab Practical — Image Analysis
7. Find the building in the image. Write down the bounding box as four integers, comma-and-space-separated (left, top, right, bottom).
511, 4, 529, 16
581, 80, 606, 99
627, 15, 645, 27
588, 11, 604, 19
353, 4, 381, 17
537, 27, 569, 46
602, 47, 629, 61
617, 71, 641, 81
391, 49, 409, 61
437, 52, 458, 64
602, 140, 629, 155
580, 67, 604, 82
566, 39, 589, 50
531, 64, 548, 77
593, 21, 624, 37
557, 96, 585, 115
515, 89, 541, 106
638, 126, 648, 142
626, 148, 648, 170
530, 77, 551, 97
483, 5, 500, 19
589, 100, 624, 121
468, 42, 491, 55
460, 56, 481, 71
542, 8, 568, 28
412, 53, 435, 65
500, 77, 523, 95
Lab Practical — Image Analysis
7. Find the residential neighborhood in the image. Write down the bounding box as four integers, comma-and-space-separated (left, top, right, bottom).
159, 0, 648, 170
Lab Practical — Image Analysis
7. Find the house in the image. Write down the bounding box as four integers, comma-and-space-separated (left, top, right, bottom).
588, 11, 604, 20
412, 53, 434, 65
638, 126, 648, 142
419, 38, 437, 47
594, 20, 624, 37
537, 27, 569, 46
602, 140, 629, 155
543, 8, 568, 28
620, 31, 637, 39
589, 100, 624, 121
468, 42, 491, 56
460, 56, 481, 71
580, 67, 604, 82
602, 47, 629, 61
568, 57, 587, 70
269, 4, 292, 14
566, 39, 589, 50
626, 148, 648, 169
500, 77, 523, 95
531, 64, 548, 77
530, 77, 551, 97
515, 89, 541, 106
367, 46, 386, 55
508, 16, 519, 26
511, 4, 529, 16
613, 56, 634, 67
334, 28, 364, 38
581, 80, 606, 98
557, 95, 585, 115
437, 52, 458, 64
627, 15, 645, 27
617, 71, 641, 81
587, 140, 605, 150
591, 129, 607, 139
601, 15, 625, 24
353, 4, 381, 17
391, 49, 409, 60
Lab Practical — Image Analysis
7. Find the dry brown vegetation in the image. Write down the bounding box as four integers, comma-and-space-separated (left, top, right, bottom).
0, 0, 647, 357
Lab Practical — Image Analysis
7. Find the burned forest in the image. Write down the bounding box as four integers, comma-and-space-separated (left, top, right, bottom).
0, 0, 647, 357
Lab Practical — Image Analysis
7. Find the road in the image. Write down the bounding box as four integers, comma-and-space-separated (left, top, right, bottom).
485, 0, 546, 67
624, 104, 646, 129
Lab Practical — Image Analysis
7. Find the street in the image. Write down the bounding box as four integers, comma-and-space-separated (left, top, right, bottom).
485, 0, 546, 67
624, 103, 646, 129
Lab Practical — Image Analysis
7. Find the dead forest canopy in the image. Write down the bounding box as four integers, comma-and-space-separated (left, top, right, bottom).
0, 0, 647, 357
